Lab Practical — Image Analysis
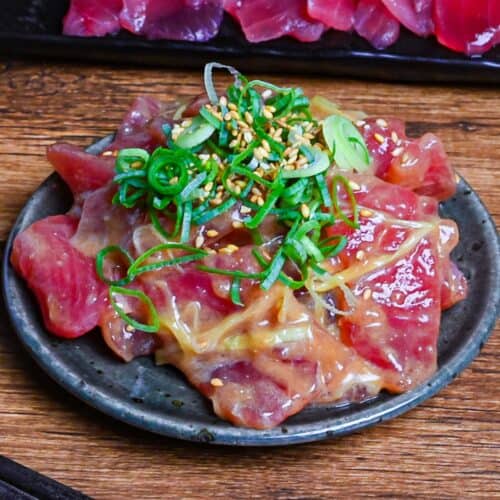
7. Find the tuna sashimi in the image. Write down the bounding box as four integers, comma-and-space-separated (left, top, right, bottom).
63, 0, 123, 37
224, 0, 326, 43
307, 0, 358, 31
382, 0, 434, 36
47, 143, 115, 196
354, 0, 401, 49
120, 0, 224, 41
11, 216, 108, 338
434, 0, 500, 55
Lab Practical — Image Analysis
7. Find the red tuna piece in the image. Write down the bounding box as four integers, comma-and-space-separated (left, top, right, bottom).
63, 0, 123, 37
47, 143, 115, 196
224, 0, 326, 43
120, 0, 224, 41
10, 215, 108, 338
434, 0, 500, 55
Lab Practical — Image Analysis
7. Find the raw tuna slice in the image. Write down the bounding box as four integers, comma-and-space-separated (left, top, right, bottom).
360, 117, 456, 201
63, 0, 123, 37
328, 175, 462, 391
434, 0, 500, 55
224, 0, 326, 43
382, 0, 434, 37
47, 143, 115, 196
307, 0, 358, 31
10, 216, 108, 338
120, 0, 224, 41
106, 96, 174, 153
354, 0, 401, 49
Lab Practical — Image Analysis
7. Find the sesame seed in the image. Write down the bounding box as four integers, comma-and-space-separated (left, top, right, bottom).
363, 289, 372, 300
229, 139, 240, 148
234, 185, 242, 195
169, 176, 178, 185
391, 131, 399, 143
206, 229, 219, 238
209, 198, 223, 206
376, 118, 388, 128
195, 235, 205, 248
391, 147, 404, 157
356, 120, 366, 127
230, 110, 239, 120
244, 111, 254, 125
263, 109, 273, 120
181, 119, 192, 128
261, 139, 271, 152
301, 203, 311, 218
219, 96, 228, 107
125, 324, 135, 332
240, 206, 252, 214
402, 153, 410, 164
220, 244, 239, 254
348, 180, 361, 191
262, 89, 272, 100
231, 129, 238, 136
374, 133, 385, 144
130, 161, 143, 169
243, 131, 253, 143
206, 248, 217, 255
210, 378, 224, 387
251, 187, 263, 196
296, 157, 308, 166
360, 209, 373, 217
274, 128, 283, 138
455, 173, 460, 184
254, 149, 264, 161
204, 181, 213, 192
256, 196, 265, 206
227, 102, 237, 111
356, 250, 366, 261
232, 221, 244, 228
250, 194, 258, 203
224, 112, 232, 121
102, 150, 115, 157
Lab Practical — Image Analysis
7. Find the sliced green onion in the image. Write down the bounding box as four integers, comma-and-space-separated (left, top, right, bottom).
175, 116, 215, 149
331, 175, 360, 229
282, 146, 330, 179
323, 115, 371, 172
96, 246, 133, 286
109, 285, 160, 333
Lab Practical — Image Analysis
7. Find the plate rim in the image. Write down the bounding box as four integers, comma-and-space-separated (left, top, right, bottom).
2, 137, 499, 446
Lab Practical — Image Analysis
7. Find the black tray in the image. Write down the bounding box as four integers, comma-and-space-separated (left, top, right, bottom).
0, 0, 499, 83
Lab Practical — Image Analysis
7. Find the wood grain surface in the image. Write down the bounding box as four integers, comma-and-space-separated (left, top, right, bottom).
0, 59, 498, 499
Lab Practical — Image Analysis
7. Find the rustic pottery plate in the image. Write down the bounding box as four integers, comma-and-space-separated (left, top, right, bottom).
2, 136, 499, 446
0, 1, 499, 83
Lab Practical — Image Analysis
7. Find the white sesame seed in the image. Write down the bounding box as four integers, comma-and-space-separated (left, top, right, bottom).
232, 221, 244, 229
391, 147, 404, 157
360, 209, 373, 217
348, 180, 361, 191
224, 112, 232, 121
455, 173, 460, 184
374, 133, 385, 144
363, 289, 372, 300
261, 89, 272, 100
356, 120, 366, 127
219, 96, 228, 107
206, 229, 219, 238
391, 131, 399, 143
210, 378, 224, 387
261, 139, 271, 152
301, 204, 311, 218
195, 235, 205, 248
240, 206, 252, 214
376, 118, 388, 128
356, 250, 366, 261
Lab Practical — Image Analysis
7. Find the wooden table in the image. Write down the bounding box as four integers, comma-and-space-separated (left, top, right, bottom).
0, 59, 498, 499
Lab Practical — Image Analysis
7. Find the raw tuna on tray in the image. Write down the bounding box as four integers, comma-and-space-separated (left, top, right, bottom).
63, 0, 500, 55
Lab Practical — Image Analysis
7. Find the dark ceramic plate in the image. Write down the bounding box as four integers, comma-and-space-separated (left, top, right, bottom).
0, 1, 499, 83
2, 136, 499, 446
